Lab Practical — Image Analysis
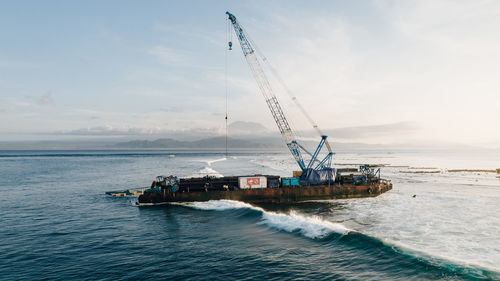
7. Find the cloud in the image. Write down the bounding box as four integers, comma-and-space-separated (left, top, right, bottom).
49, 125, 213, 138
46, 121, 271, 140
56, 126, 166, 136
38, 91, 54, 106
160, 105, 184, 113
324, 121, 419, 139
46, 121, 416, 141
148, 46, 191, 65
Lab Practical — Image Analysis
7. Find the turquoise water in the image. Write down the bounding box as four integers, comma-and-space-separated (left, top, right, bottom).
0, 150, 498, 280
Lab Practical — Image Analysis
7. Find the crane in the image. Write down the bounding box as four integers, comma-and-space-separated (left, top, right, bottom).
226, 11, 334, 176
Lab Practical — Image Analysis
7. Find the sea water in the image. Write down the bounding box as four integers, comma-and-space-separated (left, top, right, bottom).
0, 149, 498, 280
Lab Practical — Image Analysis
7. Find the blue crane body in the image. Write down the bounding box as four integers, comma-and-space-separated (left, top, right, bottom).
226, 11, 334, 177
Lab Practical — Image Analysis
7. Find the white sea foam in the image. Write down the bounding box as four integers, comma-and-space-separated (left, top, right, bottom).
206, 157, 227, 166
189, 157, 227, 177
180, 200, 350, 238
259, 210, 349, 238
182, 199, 258, 211
189, 165, 224, 177
195, 166, 223, 177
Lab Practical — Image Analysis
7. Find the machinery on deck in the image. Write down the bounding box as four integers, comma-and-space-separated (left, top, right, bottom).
226, 11, 334, 184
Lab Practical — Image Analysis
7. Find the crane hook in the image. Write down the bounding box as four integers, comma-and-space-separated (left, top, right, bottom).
228, 41, 232, 50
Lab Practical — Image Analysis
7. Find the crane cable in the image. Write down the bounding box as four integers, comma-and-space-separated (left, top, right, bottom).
224, 18, 230, 158
243, 33, 303, 144
248, 37, 332, 153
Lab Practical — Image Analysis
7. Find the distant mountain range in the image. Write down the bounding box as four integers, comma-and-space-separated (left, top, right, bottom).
2, 121, 497, 151
110, 136, 282, 149
227, 121, 272, 135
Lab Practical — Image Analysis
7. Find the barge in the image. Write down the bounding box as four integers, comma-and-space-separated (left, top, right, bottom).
137, 166, 392, 205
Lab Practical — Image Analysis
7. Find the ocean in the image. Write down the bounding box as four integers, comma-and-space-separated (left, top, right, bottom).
0, 149, 499, 280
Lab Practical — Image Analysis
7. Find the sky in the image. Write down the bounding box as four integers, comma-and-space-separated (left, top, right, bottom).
1, 0, 499, 147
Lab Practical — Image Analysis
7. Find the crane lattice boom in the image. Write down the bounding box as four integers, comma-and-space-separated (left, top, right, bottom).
226, 11, 333, 172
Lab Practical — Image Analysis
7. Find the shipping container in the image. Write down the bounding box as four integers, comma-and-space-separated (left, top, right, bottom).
282, 177, 300, 187
238, 176, 267, 189
268, 178, 280, 188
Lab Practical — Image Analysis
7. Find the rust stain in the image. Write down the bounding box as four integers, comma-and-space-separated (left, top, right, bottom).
138, 181, 392, 205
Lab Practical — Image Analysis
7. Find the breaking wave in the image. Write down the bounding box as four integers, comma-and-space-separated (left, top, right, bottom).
174, 200, 499, 280
179, 200, 349, 238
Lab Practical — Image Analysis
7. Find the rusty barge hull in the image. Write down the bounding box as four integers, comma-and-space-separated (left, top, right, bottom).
137, 181, 392, 205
